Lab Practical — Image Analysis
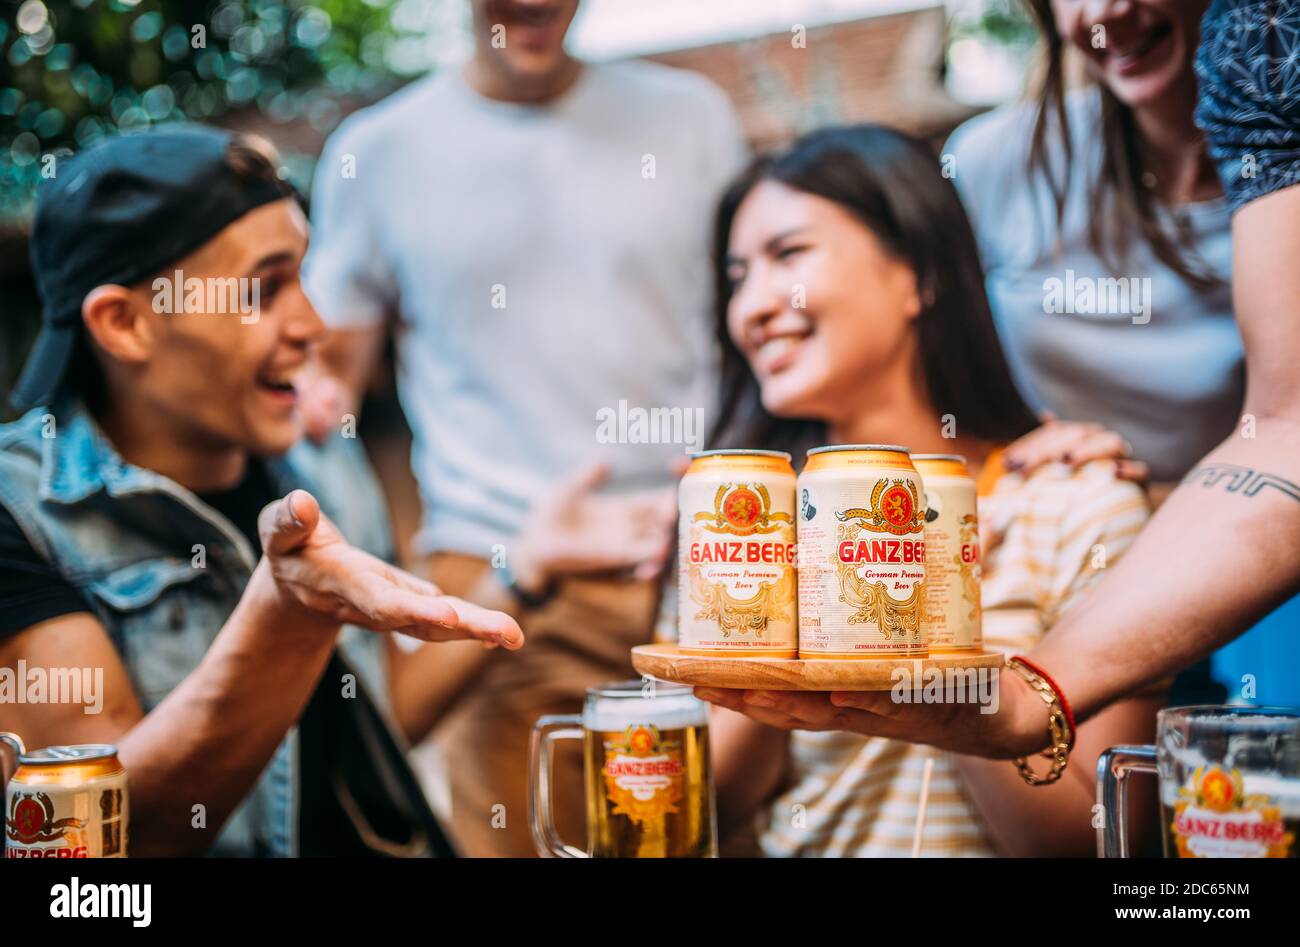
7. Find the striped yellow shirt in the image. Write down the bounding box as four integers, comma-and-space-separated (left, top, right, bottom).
758, 459, 1151, 858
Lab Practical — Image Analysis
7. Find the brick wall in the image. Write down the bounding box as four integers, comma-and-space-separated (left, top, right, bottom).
645, 5, 977, 149
220, 6, 976, 157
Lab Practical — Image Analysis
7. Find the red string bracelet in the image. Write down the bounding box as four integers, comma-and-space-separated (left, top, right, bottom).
1010, 654, 1076, 748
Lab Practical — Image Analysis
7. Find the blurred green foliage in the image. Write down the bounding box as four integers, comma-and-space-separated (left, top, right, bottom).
952, 0, 1036, 46
0, 0, 450, 219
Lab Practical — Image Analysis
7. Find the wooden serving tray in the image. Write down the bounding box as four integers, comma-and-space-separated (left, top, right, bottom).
631, 643, 1005, 691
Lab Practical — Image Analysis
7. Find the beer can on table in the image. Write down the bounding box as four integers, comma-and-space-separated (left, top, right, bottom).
912, 454, 983, 653
797, 445, 927, 658
3, 742, 128, 858
677, 449, 798, 657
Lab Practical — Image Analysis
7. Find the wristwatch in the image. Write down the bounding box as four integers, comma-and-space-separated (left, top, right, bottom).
499, 559, 554, 609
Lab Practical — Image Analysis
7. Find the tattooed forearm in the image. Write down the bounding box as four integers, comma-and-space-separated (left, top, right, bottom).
1181, 464, 1300, 504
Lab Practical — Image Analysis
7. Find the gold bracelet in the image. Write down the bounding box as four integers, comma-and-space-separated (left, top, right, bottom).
1006, 657, 1074, 786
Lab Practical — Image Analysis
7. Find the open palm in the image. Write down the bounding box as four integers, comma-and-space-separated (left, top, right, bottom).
259, 490, 524, 648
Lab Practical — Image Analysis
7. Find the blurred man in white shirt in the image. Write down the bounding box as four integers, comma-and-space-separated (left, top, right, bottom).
303, 0, 747, 855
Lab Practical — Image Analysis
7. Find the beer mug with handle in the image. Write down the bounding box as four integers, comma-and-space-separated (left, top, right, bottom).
1098, 706, 1300, 857
529, 680, 717, 857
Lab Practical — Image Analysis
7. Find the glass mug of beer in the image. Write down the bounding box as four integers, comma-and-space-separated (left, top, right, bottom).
528, 681, 717, 858
1099, 706, 1299, 858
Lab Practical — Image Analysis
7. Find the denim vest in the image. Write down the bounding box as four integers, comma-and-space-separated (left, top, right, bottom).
0, 397, 396, 856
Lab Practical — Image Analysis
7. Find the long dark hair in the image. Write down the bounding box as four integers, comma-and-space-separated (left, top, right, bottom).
1023, 0, 1220, 290
708, 124, 1039, 457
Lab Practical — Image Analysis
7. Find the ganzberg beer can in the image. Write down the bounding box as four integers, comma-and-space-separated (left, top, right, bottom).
797, 445, 927, 658
678, 449, 798, 657
3, 741, 128, 858
912, 454, 983, 653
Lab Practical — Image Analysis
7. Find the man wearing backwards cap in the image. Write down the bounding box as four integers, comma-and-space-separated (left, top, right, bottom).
0, 125, 523, 857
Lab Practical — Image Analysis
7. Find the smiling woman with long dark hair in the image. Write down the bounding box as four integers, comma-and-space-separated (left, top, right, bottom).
695, 125, 1162, 857
709, 126, 1039, 460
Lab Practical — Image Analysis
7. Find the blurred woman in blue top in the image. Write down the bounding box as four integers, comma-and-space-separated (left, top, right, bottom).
946, 0, 1240, 492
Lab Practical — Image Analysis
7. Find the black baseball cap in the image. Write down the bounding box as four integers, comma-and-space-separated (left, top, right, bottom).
10, 124, 296, 410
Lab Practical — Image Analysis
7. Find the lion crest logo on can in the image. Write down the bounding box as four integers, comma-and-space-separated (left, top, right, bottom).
7, 792, 85, 846
836, 478, 926, 537
722, 485, 762, 532
694, 481, 790, 538
880, 484, 915, 529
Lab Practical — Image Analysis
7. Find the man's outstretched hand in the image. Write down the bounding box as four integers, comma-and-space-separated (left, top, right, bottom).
257, 490, 524, 649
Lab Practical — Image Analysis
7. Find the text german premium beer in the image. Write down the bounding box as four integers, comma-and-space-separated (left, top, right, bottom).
1, 735, 128, 858
912, 454, 983, 653
797, 445, 927, 658
678, 449, 797, 657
